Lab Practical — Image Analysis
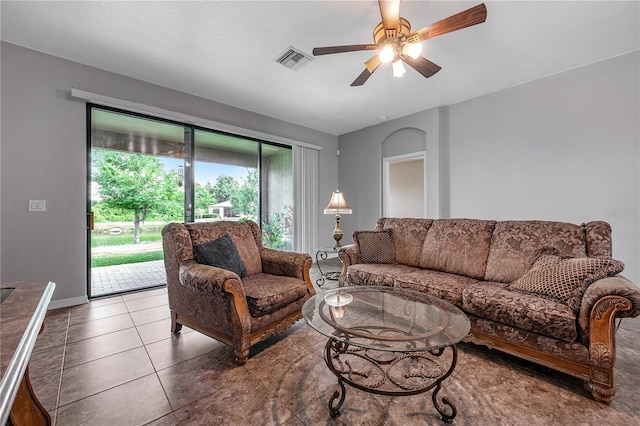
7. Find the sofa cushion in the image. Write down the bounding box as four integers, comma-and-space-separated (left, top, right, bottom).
353, 229, 395, 264
376, 218, 433, 267
185, 221, 262, 276
468, 316, 589, 363
347, 264, 420, 287
509, 253, 625, 312
585, 221, 613, 258
242, 273, 308, 317
394, 270, 480, 308
193, 233, 247, 278
485, 221, 588, 283
462, 282, 578, 343
419, 219, 496, 280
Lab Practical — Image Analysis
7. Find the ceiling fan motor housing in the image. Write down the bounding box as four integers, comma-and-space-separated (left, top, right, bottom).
374, 18, 413, 62
374, 17, 411, 45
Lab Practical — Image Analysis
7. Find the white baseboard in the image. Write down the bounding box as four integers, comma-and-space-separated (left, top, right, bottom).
48, 295, 88, 310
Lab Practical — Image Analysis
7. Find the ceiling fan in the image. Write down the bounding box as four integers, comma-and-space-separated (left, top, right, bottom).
313, 1, 487, 86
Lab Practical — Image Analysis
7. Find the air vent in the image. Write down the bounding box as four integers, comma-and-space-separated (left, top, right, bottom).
275, 47, 313, 71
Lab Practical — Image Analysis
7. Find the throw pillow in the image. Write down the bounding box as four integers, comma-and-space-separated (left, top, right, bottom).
508, 250, 624, 312
353, 229, 395, 264
193, 233, 247, 278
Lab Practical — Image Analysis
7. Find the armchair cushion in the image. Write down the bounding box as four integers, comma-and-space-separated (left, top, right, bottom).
242, 273, 308, 317
193, 233, 247, 278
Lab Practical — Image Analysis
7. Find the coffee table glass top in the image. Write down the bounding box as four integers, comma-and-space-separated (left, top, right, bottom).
302, 286, 470, 352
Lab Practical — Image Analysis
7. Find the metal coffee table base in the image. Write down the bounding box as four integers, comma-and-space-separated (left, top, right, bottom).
323, 335, 459, 423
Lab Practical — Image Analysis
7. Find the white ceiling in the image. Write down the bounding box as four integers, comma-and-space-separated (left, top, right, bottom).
1, 1, 638, 136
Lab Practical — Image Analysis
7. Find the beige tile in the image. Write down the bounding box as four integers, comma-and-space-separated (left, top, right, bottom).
122, 287, 167, 302
82, 295, 123, 308
44, 307, 71, 321
130, 304, 171, 326
171, 372, 293, 426
143, 412, 179, 426
137, 317, 191, 345
69, 301, 129, 324
29, 369, 62, 412
146, 330, 224, 371
66, 312, 134, 343
156, 348, 238, 408
33, 313, 69, 352
30, 343, 65, 380
64, 328, 143, 368
56, 374, 172, 425
59, 346, 154, 406
124, 293, 168, 312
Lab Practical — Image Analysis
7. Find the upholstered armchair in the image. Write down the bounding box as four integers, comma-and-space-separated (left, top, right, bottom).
162, 220, 315, 365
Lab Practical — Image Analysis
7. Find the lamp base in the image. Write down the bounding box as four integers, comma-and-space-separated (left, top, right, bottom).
332, 214, 343, 249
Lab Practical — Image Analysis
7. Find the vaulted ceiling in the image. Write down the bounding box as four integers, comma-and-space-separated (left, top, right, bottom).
1, 1, 638, 135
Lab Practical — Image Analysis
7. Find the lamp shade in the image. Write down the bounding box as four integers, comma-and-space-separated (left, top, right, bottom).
324, 190, 352, 214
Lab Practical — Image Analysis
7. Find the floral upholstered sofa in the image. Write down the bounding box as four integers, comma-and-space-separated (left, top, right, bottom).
338, 217, 640, 403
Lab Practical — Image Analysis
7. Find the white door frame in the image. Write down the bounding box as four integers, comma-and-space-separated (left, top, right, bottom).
382, 151, 427, 217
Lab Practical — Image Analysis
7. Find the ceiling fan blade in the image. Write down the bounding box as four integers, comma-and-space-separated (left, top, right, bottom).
351, 69, 374, 87
407, 3, 487, 43
313, 44, 378, 56
365, 55, 381, 73
379, 0, 401, 35
403, 56, 442, 79
351, 56, 381, 86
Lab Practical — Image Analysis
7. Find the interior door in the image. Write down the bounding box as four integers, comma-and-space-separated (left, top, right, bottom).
383, 153, 426, 218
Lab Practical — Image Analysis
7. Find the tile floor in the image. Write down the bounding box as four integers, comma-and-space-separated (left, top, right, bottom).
28, 260, 640, 425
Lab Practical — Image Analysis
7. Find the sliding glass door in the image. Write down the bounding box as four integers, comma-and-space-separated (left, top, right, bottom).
88, 106, 295, 298
89, 107, 187, 298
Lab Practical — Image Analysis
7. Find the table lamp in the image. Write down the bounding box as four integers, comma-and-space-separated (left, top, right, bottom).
324, 190, 352, 249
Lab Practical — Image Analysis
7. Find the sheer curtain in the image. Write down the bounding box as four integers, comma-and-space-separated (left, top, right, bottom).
293, 146, 319, 255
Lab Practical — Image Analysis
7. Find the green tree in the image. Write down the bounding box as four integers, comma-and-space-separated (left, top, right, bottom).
211, 175, 239, 204
154, 168, 184, 221
93, 150, 169, 243
194, 183, 214, 218
231, 169, 258, 219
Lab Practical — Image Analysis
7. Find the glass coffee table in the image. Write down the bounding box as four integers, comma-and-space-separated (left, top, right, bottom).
302, 286, 470, 423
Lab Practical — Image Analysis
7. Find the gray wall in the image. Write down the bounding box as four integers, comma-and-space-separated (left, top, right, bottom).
0, 42, 338, 305
339, 51, 640, 285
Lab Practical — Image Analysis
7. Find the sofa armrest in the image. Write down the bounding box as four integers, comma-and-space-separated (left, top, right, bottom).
338, 244, 359, 287
577, 275, 640, 344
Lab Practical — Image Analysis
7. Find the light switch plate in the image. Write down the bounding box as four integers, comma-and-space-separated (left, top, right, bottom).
29, 200, 46, 211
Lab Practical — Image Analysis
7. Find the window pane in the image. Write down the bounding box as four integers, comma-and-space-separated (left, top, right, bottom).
194, 130, 259, 222
261, 144, 293, 250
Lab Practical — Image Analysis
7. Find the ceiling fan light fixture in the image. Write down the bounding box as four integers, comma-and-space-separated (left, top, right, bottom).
379, 44, 395, 63
392, 59, 406, 77
403, 42, 422, 59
